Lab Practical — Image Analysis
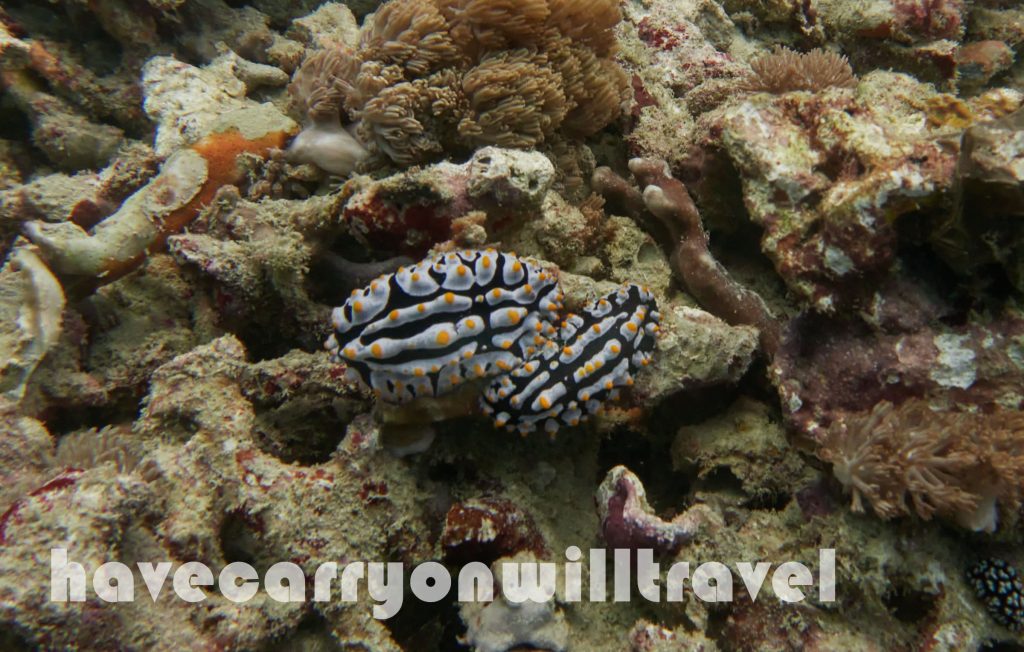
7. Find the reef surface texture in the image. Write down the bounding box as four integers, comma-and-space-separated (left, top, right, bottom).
1, 0, 1024, 650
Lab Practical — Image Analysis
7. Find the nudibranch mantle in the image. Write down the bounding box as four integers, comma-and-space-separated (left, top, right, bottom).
481, 284, 661, 435
325, 249, 563, 403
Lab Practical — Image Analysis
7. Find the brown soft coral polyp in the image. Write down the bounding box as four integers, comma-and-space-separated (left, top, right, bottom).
288, 0, 629, 167
818, 400, 1024, 531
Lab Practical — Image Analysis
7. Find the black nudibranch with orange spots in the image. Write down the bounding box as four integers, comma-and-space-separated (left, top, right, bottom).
325, 249, 660, 435
481, 284, 660, 435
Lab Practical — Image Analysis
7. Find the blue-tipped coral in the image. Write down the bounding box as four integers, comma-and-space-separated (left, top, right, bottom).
481, 284, 660, 435
325, 249, 563, 403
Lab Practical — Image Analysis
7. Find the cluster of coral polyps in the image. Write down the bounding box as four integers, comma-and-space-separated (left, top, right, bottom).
286, 0, 629, 171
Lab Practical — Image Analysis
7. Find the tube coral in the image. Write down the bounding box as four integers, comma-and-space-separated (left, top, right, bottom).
593, 160, 781, 357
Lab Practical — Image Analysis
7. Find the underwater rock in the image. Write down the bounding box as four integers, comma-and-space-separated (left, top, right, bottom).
341, 147, 554, 256
626, 621, 719, 652
287, 2, 361, 50
596, 465, 702, 554
137, 335, 370, 452
0, 397, 56, 513
0, 247, 65, 402
441, 497, 547, 564
672, 398, 815, 501
939, 107, 1024, 290
699, 72, 1024, 312
24, 105, 297, 287
772, 310, 1024, 441
956, 40, 1015, 93
558, 273, 758, 402
0, 68, 125, 172
168, 187, 347, 344
0, 142, 159, 233
459, 553, 570, 652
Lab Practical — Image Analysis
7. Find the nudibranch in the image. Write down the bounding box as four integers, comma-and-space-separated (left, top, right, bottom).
325, 249, 563, 403
481, 284, 660, 435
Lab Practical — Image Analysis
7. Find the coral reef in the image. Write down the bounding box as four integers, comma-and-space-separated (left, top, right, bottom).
441, 497, 547, 564
772, 309, 1024, 441
742, 47, 857, 94
939, 107, 1024, 291
3, 0, 1024, 649
21, 56, 299, 289
340, 146, 555, 257
0, 247, 64, 401
459, 554, 569, 652
596, 465, 708, 555
594, 160, 781, 356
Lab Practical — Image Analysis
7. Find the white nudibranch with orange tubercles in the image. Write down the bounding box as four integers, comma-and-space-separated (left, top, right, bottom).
324, 249, 562, 403
481, 284, 661, 436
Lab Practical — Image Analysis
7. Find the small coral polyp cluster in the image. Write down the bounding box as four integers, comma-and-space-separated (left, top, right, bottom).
287, 0, 628, 169
326, 249, 659, 435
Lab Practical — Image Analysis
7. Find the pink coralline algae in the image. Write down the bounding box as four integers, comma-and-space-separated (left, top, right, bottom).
772, 310, 1024, 441
596, 465, 701, 555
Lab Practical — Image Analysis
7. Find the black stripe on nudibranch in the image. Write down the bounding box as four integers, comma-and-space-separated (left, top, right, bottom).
325, 250, 563, 403
481, 284, 660, 436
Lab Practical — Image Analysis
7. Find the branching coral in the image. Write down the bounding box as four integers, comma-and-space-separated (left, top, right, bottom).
288, 0, 629, 169
742, 47, 857, 94
818, 400, 1024, 531
593, 160, 781, 357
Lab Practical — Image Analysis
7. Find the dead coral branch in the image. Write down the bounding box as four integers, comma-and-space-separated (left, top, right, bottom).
594, 160, 781, 357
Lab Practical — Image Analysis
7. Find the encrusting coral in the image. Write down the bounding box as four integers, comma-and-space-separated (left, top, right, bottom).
817, 400, 1024, 531
287, 0, 630, 170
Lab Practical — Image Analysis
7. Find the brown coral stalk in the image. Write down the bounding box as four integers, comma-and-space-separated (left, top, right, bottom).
594, 160, 781, 357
